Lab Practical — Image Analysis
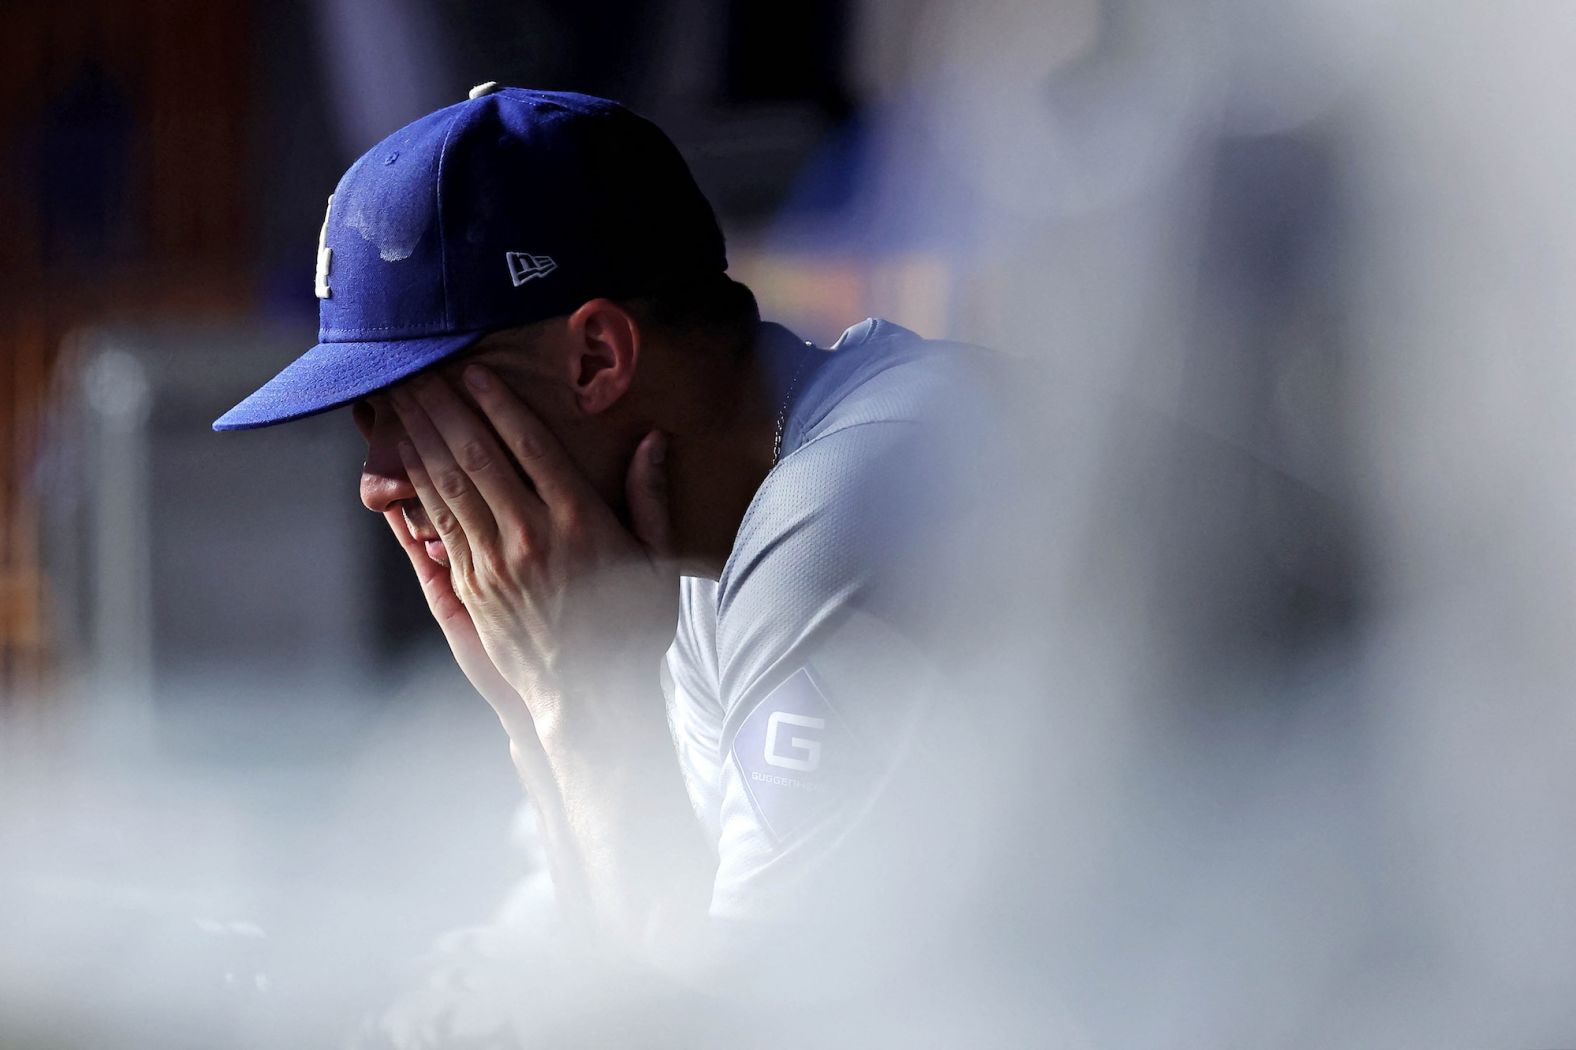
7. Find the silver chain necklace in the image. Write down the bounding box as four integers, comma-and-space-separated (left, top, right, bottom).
772, 344, 816, 467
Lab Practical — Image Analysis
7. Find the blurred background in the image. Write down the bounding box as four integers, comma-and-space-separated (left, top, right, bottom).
4, 0, 1576, 1046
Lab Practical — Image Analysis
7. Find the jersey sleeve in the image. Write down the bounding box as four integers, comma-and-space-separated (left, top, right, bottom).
663, 576, 726, 845
707, 415, 992, 925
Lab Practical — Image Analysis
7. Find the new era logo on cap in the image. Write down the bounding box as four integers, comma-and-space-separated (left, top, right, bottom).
506, 251, 558, 286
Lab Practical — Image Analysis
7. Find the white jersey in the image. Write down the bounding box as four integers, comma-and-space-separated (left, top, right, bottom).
663, 318, 1032, 925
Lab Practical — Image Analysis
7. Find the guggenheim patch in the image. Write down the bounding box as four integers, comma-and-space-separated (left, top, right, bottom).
730, 666, 861, 845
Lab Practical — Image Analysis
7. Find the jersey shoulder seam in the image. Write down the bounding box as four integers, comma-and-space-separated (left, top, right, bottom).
786, 415, 925, 460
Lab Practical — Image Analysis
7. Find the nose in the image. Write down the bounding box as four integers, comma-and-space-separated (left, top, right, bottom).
354, 394, 414, 513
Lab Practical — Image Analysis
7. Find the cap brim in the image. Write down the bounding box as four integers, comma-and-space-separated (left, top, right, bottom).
212, 332, 488, 431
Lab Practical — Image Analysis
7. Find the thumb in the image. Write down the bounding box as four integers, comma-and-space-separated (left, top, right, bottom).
626, 429, 673, 557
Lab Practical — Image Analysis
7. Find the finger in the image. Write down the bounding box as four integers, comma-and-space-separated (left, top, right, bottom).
409, 373, 546, 528
625, 429, 673, 557
461, 364, 597, 511
384, 508, 462, 607
383, 508, 478, 643
384, 508, 444, 586
385, 510, 535, 741
391, 386, 498, 550
393, 426, 475, 577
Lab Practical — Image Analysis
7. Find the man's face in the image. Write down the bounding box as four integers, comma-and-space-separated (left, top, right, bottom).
352, 328, 635, 567
353, 381, 449, 564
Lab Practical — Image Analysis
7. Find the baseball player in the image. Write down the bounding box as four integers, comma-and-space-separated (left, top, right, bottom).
215, 85, 1035, 1003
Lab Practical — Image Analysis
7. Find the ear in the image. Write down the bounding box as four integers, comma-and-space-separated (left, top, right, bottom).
563, 298, 640, 415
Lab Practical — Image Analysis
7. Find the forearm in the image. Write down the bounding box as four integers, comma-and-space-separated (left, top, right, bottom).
509, 674, 716, 952
383, 367, 708, 947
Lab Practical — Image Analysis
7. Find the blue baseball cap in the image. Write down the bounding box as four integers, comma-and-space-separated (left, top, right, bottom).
214, 85, 727, 431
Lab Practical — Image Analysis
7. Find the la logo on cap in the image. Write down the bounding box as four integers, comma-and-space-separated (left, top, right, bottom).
315, 195, 334, 299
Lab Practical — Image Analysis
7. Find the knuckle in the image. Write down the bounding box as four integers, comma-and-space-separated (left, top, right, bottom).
434, 468, 469, 500
430, 506, 459, 534
507, 524, 535, 556
454, 552, 481, 580
456, 438, 493, 473
556, 505, 583, 533
511, 428, 544, 462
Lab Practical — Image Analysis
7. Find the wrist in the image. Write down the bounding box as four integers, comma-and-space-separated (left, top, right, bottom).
523, 661, 670, 760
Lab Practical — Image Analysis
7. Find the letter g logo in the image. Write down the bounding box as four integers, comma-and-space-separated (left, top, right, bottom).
764, 711, 826, 773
